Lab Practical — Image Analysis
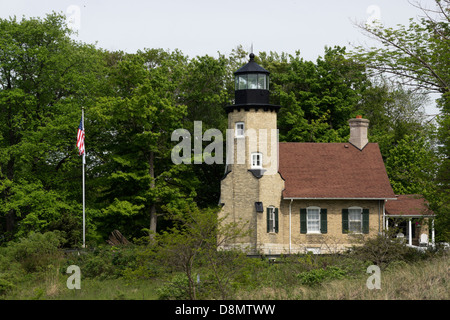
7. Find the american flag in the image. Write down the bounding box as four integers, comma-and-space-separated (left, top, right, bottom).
77, 117, 85, 156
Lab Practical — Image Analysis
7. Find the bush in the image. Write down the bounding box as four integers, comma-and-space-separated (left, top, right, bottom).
122, 247, 163, 280
156, 273, 190, 300
5, 231, 65, 273
297, 266, 347, 286
0, 276, 15, 296
349, 234, 424, 269
63, 245, 149, 280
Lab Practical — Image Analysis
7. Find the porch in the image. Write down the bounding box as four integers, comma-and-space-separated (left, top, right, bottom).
384, 194, 435, 247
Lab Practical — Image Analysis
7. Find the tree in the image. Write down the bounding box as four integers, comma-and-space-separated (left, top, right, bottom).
354, 0, 449, 95
156, 203, 249, 300
0, 13, 105, 243
178, 54, 232, 207
357, 79, 433, 159
385, 135, 438, 195
258, 46, 369, 142
353, 0, 449, 241
90, 49, 192, 240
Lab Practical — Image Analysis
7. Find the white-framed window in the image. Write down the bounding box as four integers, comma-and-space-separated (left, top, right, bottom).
251, 152, 262, 169
307, 206, 320, 233
268, 206, 276, 233
348, 206, 363, 233
235, 122, 245, 138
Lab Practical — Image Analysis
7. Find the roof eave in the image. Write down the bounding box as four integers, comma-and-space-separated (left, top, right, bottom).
283, 197, 398, 200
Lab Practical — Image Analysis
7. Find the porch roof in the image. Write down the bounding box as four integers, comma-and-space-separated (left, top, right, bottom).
385, 194, 434, 217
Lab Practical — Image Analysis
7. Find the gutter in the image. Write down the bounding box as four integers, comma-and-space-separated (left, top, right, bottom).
284, 197, 398, 201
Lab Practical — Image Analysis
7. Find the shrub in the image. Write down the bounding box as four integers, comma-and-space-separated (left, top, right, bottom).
297, 266, 347, 286
156, 273, 190, 300
0, 276, 15, 296
349, 234, 423, 269
122, 247, 163, 280
5, 231, 65, 273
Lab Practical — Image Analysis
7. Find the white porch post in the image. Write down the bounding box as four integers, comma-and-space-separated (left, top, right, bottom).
432, 218, 435, 247
408, 218, 412, 246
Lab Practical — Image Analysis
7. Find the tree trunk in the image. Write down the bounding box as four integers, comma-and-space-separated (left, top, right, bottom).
149, 151, 157, 240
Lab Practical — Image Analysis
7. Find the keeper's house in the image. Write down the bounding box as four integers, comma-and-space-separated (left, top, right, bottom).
219, 54, 435, 255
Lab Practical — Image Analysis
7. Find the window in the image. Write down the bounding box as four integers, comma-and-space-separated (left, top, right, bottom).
267, 206, 278, 233
235, 73, 268, 90
348, 207, 363, 233
307, 207, 320, 233
251, 152, 262, 169
300, 207, 327, 234
342, 207, 369, 234
257, 74, 266, 89
238, 74, 247, 90
248, 74, 257, 89
235, 122, 244, 138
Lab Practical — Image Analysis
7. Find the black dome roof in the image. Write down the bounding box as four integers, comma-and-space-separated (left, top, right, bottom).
234, 53, 269, 75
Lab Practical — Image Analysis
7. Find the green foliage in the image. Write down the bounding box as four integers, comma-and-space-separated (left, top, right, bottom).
385, 135, 438, 195
349, 234, 427, 269
63, 245, 142, 280
0, 276, 15, 296
0, 13, 107, 243
4, 231, 65, 273
259, 46, 369, 142
297, 266, 347, 286
0, 6, 446, 247
156, 273, 190, 300
353, 0, 449, 241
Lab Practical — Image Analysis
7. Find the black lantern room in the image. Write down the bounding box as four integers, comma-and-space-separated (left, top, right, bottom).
225, 53, 281, 113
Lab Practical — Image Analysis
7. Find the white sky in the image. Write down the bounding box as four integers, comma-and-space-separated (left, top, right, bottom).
0, 0, 441, 114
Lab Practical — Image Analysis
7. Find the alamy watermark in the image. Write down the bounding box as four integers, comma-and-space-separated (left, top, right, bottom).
366, 4, 382, 28
66, 5, 81, 31
366, 265, 381, 290
66, 265, 81, 289
171, 121, 279, 175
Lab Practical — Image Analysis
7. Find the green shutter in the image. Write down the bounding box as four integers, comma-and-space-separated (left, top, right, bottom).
320, 209, 327, 234
300, 208, 307, 234
275, 208, 279, 233
362, 209, 369, 234
267, 208, 270, 233
342, 209, 349, 234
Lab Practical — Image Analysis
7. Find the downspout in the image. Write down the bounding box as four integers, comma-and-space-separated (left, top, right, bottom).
378, 200, 381, 234
289, 199, 293, 254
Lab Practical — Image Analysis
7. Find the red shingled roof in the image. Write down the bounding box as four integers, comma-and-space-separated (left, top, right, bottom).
385, 194, 434, 216
278, 142, 396, 199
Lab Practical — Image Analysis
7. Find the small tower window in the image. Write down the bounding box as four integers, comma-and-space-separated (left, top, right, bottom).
235, 122, 245, 138
251, 152, 262, 169
267, 206, 277, 233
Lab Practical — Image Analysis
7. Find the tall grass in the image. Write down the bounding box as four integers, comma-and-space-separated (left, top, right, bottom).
1, 231, 448, 300
238, 253, 449, 300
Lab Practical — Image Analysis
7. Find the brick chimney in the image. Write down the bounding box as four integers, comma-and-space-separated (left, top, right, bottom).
348, 116, 369, 150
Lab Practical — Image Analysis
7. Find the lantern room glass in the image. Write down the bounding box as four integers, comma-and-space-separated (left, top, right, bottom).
248, 74, 257, 89
235, 73, 268, 90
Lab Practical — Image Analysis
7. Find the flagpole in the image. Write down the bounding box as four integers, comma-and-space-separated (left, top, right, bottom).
82, 107, 86, 249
